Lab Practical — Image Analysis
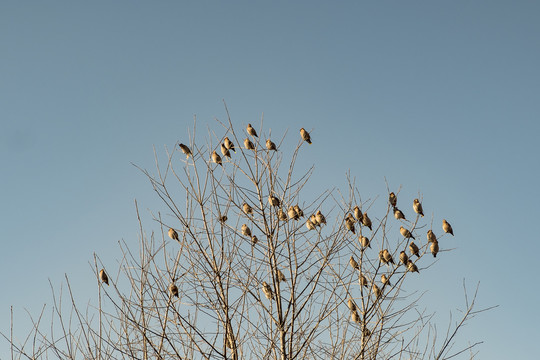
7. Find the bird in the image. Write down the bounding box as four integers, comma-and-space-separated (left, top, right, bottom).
362, 213, 372, 231
306, 219, 316, 231
413, 199, 424, 217
379, 250, 387, 264
372, 284, 382, 299
266, 139, 277, 151
350, 256, 360, 270
310, 214, 319, 226
243, 202, 253, 215
224, 137, 236, 152
409, 242, 420, 258
251, 235, 258, 245
268, 195, 280, 207
427, 230, 437, 243
315, 210, 326, 225
407, 260, 419, 273
389, 192, 397, 207
431, 240, 439, 258
360, 236, 371, 249
394, 208, 406, 220
345, 218, 355, 234
351, 310, 361, 323
168, 228, 179, 241
442, 219, 454, 236
348, 299, 357, 312
277, 209, 287, 221
219, 215, 228, 223
277, 270, 287, 282
241, 224, 251, 237
288, 206, 298, 220
383, 249, 395, 265
294, 205, 304, 218
381, 274, 391, 287
399, 251, 409, 265
244, 138, 255, 150
353, 206, 362, 221
400, 226, 415, 240
300, 128, 312, 144
212, 151, 222, 165
221, 144, 231, 158
99, 269, 109, 285
169, 283, 179, 298
247, 123, 258, 137
359, 273, 368, 287
262, 281, 274, 300
178, 143, 192, 158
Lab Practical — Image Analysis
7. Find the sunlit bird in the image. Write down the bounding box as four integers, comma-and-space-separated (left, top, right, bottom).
413, 199, 424, 217
394, 208, 406, 220
389, 192, 397, 207
251, 235, 258, 245
244, 138, 255, 150
431, 240, 439, 258
306, 219, 316, 231
409, 241, 420, 258
310, 214, 319, 226
247, 123, 258, 137
379, 250, 386, 264
427, 229, 437, 243
168, 228, 179, 241
360, 236, 371, 249
372, 284, 382, 299
300, 128, 312, 144
288, 206, 299, 220
243, 202, 253, 215
294, 205, 304, 218
169, 283, 179, 298
383, 249, 395, 265
277, 270, 287, 282
345, 218, 355, 234
262, 281, 274, 300
266, 139, 277, 151
278, 209, 287, 221
350, 256, 360, 270
362, 213, 373, 231
178, 143, 192, 158
400, 226, 415, 240
316, 210, 326, 225
99, 269, 109, 286
351, 310, 361, 323
241, 224, 251, 237
381, 274, 391, 286
224, 137, 236, 152
442, 219, 454, 236
407, 260, 419, 273
268, 195, 280, 207
399, 251, 409, 265
359, 273, 368, 287
348, 299, 356, 312
354, 206, 362, 221
212, 151, 222, 166
221, 144, 231, 158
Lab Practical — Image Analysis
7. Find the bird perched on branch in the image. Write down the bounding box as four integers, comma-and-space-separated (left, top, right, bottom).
277, 270, 286, 282
315, 210, 326, 225
372, 284, 382, 299
241, 224, 251, 237
443, 219, 454, 236
381, 274, 391, 286
268, 195, 280, 207
409, 242, 420, 258
362, 213, 373, 231
310, 214, 319, 226
399, 251, 409, 265
169, 283, 179, 298
351, 310, 361, 323
431, 240, 439, 258
400, 226, 415, 240
383, 249, 395, 265
224, 137, 235, 152
221, 144, 231, 158
168, 228, 179, 241
413, 199, 424, 217
243, 202, 253, 215
251, 235, 258, 245
394, 208, 406, 220
219, 215, 228, 223
389, 192, 397, 207
360, 236, 371, 249
359, 273, 368, 287
345, 218, 355, 234
306, 219, 316, 231
353, 206, 362, 221
212, 151, 222, 166
348, 298, 357, 312
300, 128, 312, 144
244, 138, 255, 150
350, 256, 360, 270
178, 143, 192, 158
288, 206, 299, 220
266, 139, 277, 151
247, 123, 258, 137
262, 281, 274, 300
427, 230, 437, 243
407, 260, 419, 273
278, 209, 287, 221
99, 269, 109, 285
294, 205, 304, 218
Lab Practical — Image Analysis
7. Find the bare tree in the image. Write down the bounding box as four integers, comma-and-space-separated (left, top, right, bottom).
3, 109, 494, 359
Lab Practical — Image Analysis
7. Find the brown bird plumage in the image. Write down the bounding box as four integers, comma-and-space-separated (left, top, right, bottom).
362, 213, 372, 231
442, 219, 454, 236
351, 310, 361, 323
224, 137, 235, 152
353, 206, 362, 221
241, 224, 251, 237
306, 219, 316, 231
400, 226, 415, 240
359, 236, 371, 249
294, 205, 304, 218
262, 281, 274, 300
212, 151, 222, 165
407, 260, 419, 273
413, 199, 424, 217
219, 215, 228, 223
389, 192, 397, 207
383, 249, 395, 265
345, 218, 355, 234
169, 283, 179, 298
243, 202, 253, 215
359, 273, 368, 287
268, 195, 280, 207
372, 284, 382, 299
427, 229, 437, 243
251, 235, 258, 245
266, 139, 277, 151
381, 274, 391, 287
431, 240, 439, 258
409, 241, 420, 258
288, 206, 299, 220
168, 228, 179, 241
221, 144, 231, 158
315, 210, 326, 225
350, 256, 360, 270
300, 128, 312, 144
247, 123, 258, 137
348, 298, 357, 312
244, 138, 255, 150
277, 270, 287, 282
277, 209, 287, 221
399, 251, 409, 265
394, 208, 406, 220
99, 269, 109, 285
178, 143, 192, 159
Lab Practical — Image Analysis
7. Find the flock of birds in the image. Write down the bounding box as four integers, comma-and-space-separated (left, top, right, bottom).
97, 123, 455, 313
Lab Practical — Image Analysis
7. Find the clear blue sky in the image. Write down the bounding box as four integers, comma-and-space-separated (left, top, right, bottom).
1, 1, 539, 358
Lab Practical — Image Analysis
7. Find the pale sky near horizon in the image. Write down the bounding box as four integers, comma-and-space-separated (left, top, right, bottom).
1, 1, 539, 358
